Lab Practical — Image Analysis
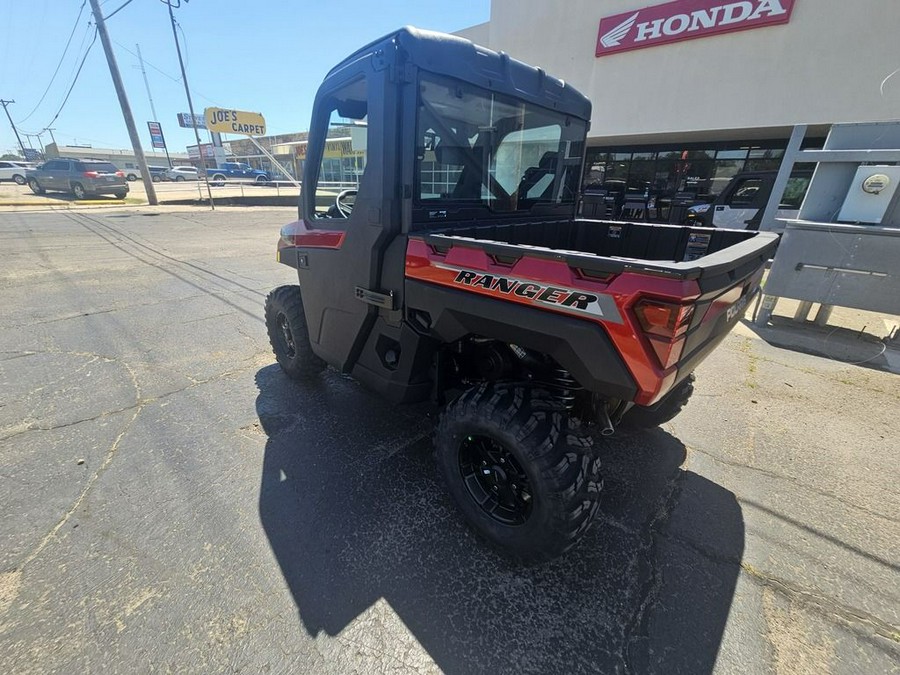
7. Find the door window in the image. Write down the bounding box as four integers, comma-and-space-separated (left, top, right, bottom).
310, 78, 368, 220
727, 178, 764, 207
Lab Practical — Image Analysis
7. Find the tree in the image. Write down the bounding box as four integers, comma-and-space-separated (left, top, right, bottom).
1, 152, 24, 161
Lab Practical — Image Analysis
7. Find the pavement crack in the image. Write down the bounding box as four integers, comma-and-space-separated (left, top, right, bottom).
740, 562, 900, 645
14, 402, 145, 574
685, 443, 900, 524
620, 468, 685, 674
0, 404, 141, 442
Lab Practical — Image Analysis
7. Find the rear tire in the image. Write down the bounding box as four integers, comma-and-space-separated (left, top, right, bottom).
27, 178, 44, 195
435, 383, 602, 563
175, 175, 184, 182
624, 374, 695, 429
113, 191, 127, 199
152, 174, 161, 183
126, 173, 137, 181
13, 174, 26, 185
255, 175, 267, 184
265, 285, 325, 380
71, 183, 86, 199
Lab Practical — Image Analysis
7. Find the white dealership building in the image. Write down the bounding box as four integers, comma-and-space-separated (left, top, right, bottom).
457, 0, 900, 200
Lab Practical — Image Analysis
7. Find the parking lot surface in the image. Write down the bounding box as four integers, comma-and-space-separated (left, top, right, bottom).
0, 208, 897, 674
0, 179, 295, 208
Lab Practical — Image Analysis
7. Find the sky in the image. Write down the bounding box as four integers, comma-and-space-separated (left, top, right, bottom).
0, 0, 490, 157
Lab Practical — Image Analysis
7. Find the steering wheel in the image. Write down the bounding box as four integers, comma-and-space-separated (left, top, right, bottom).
335, 189, 358, 218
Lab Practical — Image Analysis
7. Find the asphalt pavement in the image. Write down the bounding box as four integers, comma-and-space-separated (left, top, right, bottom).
0, 207, 897, 674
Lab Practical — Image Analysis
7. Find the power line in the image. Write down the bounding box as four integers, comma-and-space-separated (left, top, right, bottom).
39, 28, 99, 131
16, 2, 87, 124
111, 38, 218, 105
103, 0, 134, 22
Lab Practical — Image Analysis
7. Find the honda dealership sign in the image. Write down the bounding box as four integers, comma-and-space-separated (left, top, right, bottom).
596, 0, 795, 57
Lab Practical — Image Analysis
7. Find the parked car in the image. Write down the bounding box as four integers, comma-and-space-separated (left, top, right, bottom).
120, 164, 170, 182
166, 166, 200, 182
0, 160, 35, 185
26, 159, 129, 199
148, 166, 170, 182
685, 169, 813, 229
209, 162, 269, 186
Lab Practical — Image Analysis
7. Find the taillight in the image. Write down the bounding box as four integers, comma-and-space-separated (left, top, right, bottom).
634, 300, 694, 338
634, 299, 694, 369
83, 171, 99, 178
115, 171, 124, 177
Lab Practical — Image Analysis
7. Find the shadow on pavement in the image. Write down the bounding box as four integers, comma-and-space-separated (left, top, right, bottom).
256, 364, 744, 673
741, 316, 898, 375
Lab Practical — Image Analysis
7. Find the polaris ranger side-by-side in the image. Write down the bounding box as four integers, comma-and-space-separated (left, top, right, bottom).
265, 28, 778, 561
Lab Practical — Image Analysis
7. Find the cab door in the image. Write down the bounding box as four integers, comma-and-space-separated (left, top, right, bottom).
295, 64, 399, 372
712, 175, 770, 228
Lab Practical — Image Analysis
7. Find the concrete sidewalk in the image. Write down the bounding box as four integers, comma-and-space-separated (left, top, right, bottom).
740, 295, 900, 376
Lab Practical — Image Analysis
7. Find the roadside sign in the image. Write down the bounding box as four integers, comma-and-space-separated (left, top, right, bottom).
187, 143, 215, 159
22, 148, 42, 161
204, 107, 266, 136
147, 121, 167, 149
177, 112, 206, 129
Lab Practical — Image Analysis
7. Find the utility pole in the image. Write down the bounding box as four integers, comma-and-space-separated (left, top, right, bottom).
87, 0, 158, 205
136, 43, 171, 167
0, 99, 27, 158
136, 44, 158, 122
44, 128, 57, 146
162, 0, 214, 209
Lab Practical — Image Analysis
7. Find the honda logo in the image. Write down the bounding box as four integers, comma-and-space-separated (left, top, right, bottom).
597, 0, 796, 57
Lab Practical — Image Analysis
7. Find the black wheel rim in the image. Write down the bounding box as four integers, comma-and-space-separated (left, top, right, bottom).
276, 312, 296, 358
458, 435, 533, 525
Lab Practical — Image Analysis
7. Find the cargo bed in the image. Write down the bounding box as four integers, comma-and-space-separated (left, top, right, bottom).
421, 219, 778, 294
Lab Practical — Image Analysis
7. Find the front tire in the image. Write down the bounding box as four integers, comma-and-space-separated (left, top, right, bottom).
264, 285, 325, 380
113, 191, 127, 199
435, 384, 601, 563
27, 178, 44, 195
211, 174, 225, 187
13, 174, 26, 185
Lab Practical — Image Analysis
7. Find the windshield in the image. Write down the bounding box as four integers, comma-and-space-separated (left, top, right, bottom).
78, 161, 119, 173
416, 74, 585, 214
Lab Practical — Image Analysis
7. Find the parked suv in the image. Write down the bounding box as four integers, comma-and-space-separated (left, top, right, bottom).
686, 169, 813, 229
165, 166, 200, 181
26, 159, 129, 199
0, 160, 34, 185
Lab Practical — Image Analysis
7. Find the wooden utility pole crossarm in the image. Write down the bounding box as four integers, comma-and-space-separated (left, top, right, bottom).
88, 0, 158, 205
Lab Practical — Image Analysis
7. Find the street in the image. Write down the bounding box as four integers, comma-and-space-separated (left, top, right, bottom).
0, 179, 297, 208
0, 207, 897, 674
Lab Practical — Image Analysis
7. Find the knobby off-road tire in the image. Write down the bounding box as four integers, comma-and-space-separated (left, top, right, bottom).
435, 383, 602, 563
265, 285, 325, 380
624, 373, 695, 429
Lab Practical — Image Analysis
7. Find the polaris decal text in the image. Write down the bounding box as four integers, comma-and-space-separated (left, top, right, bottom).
449, 268, 623, 324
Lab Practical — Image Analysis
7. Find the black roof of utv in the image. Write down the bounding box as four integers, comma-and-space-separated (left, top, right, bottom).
323, 26, 592, 122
